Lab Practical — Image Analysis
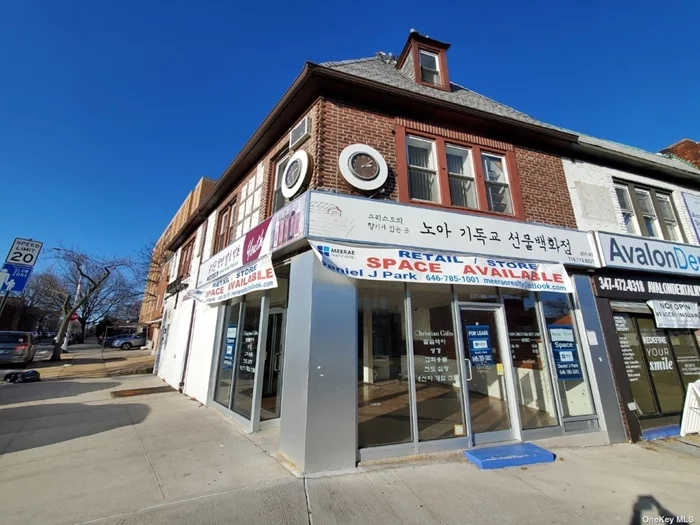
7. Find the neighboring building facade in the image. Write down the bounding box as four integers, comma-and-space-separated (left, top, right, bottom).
563, 147, 700, 441
139, 177, 215, 347
154, 31, 700, 473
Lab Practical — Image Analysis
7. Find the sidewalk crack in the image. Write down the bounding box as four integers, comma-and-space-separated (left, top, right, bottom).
124, 405, 167, 500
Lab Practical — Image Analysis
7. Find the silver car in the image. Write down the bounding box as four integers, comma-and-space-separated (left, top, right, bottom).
111, 333, 146, 350
0, 331, 38, 364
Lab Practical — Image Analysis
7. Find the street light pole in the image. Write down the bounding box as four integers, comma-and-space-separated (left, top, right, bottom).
62, 277, 82, 352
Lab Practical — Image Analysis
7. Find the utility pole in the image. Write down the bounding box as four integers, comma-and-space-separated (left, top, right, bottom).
62, 276, 82, 352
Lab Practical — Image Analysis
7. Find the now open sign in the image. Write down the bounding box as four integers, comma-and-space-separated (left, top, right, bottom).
648, 300, 700, 329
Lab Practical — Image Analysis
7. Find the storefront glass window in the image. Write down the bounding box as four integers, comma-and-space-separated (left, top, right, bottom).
670, 331, 700, 390
636, 318, 684, 413
455, 285, 499, 303
213, 302, 240, 407
357, 281, 412, 448
502, 290, 558, 429
231, 292, 264, 419
409, 283, 466, 441
539, 292, 595, 417
613, 314, 657, 415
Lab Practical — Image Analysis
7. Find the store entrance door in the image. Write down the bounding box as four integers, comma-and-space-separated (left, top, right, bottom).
260, 309, 286, 421
458, 304, 520, 445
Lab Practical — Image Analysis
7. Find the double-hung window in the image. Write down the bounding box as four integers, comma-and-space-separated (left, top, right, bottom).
613, 181, 683, 241
178, 240, 195, 278
482, 153, 512, 214
614, 184, 640, 234
403, 133, 519, 217
656, 194, 682, 242
215, 203, 235, 253
446, 145, 477, 208
407, 136, 439, 202
418, 50, 441, 85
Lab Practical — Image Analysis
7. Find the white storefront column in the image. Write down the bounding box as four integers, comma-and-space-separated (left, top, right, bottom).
278, 251, 358, 474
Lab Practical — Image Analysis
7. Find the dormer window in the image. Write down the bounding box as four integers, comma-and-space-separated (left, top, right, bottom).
419, 50, 440, 85
396, 31, 451, 92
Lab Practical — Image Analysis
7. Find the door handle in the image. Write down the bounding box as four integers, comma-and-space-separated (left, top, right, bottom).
464, 358, 473, 381
273, 353, 281, 372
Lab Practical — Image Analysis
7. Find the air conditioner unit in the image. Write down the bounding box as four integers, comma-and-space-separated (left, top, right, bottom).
289, 115, 312, 150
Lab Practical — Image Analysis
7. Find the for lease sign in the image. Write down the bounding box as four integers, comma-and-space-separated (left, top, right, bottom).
310, 241, 573, 293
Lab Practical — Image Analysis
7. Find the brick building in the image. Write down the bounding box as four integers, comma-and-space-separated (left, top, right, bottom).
139, 177, 215, 345
151, 31, 700, 473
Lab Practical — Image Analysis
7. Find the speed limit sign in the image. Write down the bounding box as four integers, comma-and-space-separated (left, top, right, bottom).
5, 238, 43, 268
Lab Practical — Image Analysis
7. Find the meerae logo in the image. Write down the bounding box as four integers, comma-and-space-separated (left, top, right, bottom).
316, 245, 355, 259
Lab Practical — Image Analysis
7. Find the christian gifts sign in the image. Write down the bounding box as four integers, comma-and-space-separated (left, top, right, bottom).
188, 257, 277, 305
310, 241, 573, 293
647, 300, 700, 329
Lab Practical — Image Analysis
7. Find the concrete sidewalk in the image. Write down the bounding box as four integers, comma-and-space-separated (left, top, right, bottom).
1, 375, 699, 525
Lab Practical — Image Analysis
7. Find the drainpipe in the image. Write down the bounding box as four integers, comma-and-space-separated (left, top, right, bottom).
179, 218, 207, 393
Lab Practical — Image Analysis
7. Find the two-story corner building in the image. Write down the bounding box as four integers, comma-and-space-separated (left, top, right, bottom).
563, 138, 700, 441
139, 177, 215, 351
155, 31, 698, 474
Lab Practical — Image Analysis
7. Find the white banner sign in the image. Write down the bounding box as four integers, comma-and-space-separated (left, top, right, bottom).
308, 192, 598, 267
682, 193, 700, 243
310, 240, 573, 293
647, 300, 700, 329
189, 257, 277, 305
597, 232, 700, 277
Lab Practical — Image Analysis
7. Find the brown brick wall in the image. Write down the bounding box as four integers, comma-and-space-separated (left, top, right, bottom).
312, 98, 399, 200
514, 147, 578, 229
661, 139, 700, 169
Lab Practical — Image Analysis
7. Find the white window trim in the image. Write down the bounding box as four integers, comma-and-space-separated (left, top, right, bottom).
418, 49, 441, 84
656, 193, 682, 241
635, 188, 661, 239
406, 135, 440, 203
446, 143, 478, 209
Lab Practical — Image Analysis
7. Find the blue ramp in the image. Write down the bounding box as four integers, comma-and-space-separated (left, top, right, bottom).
463, 443, 555, 470
641, 425, 680, 441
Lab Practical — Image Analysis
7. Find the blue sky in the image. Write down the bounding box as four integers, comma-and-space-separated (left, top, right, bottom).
1, 1, 698, 268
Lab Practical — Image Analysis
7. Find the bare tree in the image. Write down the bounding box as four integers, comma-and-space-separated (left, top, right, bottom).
133, 241, 171, 302
50, 247, 130, 361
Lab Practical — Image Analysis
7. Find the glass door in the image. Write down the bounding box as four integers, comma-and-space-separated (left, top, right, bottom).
459, 304, 520, 444
260, 309, 286, 421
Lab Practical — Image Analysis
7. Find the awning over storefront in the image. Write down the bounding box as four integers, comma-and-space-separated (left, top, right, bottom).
188, 257, 277, 305
309, 240, 573, 294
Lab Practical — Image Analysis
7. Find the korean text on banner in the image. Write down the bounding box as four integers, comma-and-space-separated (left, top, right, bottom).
188, 257, 277, 305
309, 240, 573, 293
647, 300, 700, 329
308, 191, 598, 267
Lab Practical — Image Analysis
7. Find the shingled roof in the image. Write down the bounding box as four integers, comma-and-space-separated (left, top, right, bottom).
319, 56, 700, 178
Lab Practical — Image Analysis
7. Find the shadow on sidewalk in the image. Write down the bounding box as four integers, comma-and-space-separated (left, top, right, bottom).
0, 380, 121, 405
629, 495, 678, 525
0, 402, 150, 454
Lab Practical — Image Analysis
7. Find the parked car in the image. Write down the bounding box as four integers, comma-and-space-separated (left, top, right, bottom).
102, 333, 131, 347
112, 334, 146, 350
0, 331, 38, 364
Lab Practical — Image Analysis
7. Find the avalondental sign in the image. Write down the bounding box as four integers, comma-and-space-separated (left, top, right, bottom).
310, 240, 573, 293
188, 257, 277, 305
596, 232, 700, 277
